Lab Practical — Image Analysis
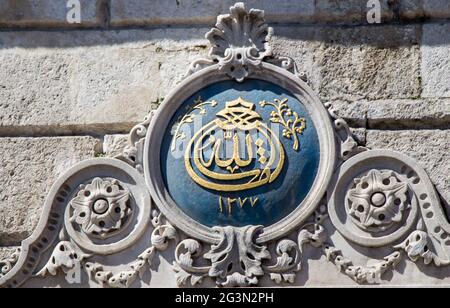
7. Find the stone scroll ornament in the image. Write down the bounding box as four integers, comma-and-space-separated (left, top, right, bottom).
0, 2, 448, 288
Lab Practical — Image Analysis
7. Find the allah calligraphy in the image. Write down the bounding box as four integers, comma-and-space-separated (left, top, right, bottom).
183, 97, 286, 192
260, 98, 306, 151
171, 96, 307, 193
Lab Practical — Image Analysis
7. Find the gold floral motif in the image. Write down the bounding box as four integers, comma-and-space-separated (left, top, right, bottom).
171, 96, 218, 152
259, 98, 306, 151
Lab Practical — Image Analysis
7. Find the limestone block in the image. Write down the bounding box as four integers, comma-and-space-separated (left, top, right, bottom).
0, 29, 208, 135
421, 23, 450, 98
0, 0, 103, 28
275, 25, 421, 102
110, 0, 437, 26
0, 246, 18, 260
0, 137, 100, 245
322, 99, 450, 130
103, 134, 128, 158
110, 0, 316, 26
323, 100, 368, 127
423, 0, 450, 18
366, 99, 450, 128
366, 130, 450, 204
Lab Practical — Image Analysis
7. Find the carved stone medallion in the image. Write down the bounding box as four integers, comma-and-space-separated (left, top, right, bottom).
145, 63, 336, 244
1, 2, 449, 288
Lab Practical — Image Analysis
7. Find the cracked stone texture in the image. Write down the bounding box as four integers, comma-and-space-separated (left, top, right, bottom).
0, 0, 102, 27
0, 137, 100, 246
366, 130, 450, 205
422, 23, 450, 98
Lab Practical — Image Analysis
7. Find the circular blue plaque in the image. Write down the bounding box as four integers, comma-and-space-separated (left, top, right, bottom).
160, 79, 320, 227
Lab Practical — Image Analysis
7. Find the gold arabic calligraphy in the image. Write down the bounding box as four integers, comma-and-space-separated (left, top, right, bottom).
183, 97, 286, 192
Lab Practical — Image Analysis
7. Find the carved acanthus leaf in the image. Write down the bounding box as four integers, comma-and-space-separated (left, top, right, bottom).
204, 226, 270, 287
0, 248, 21, 279
264, 239, 300, 284
323, 243, 402, 284
36, 241, 89, 278
83, 223, 177, 288
394, 230, 450, 266
173, 239, 209, 287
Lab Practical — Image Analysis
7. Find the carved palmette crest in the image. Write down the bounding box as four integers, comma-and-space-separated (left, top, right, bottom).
184, 97, 286, 192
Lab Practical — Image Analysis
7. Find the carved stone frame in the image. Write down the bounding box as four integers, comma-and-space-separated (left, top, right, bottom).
144, 63, 337, 244
1, 2, 449, 288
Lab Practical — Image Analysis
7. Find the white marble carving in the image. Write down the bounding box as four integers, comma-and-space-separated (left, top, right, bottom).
0, 248, 21, 279
0, 2, 449, 289
346, 170, 409, 232
69, 178, 132, 239
187, 2, 273, 82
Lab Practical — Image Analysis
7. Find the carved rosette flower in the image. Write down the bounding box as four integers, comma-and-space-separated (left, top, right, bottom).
69, 178, 131, 238
205, 2, 272, 82
346, 170, 408, 232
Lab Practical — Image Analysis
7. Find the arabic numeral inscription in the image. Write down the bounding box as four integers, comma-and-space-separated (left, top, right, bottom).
259, 98, 306, 151
219, 197, 259, 214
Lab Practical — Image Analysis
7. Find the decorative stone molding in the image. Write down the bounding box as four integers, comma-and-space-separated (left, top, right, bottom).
69, 178, 132, 239
0, 248, 21, 280
187, 2, 272, 82
0, 2, 448, 288
346, 170, 408, 232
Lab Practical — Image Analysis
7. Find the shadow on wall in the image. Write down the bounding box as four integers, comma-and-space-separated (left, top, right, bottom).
0, 0, 449, 49
0, 21, 449, 49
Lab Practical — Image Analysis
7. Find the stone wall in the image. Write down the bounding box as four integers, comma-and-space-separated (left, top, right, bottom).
0, 0, 449, 272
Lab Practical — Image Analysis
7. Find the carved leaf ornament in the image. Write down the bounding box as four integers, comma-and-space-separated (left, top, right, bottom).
0, 2, 448, 288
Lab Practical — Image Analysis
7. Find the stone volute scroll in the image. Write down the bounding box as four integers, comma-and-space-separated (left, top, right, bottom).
1, 2, 449, 288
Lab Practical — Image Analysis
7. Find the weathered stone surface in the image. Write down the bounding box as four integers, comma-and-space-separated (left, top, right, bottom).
349, 128, 367, 146
110, 0, 315, 26
0, 29, 208, 135
423, 0, 450, 18
0, 0, 103, 28
110, 0, 444, 26
0, 137, 100, 246
314, 25, 421, 101
103, 134, 128, 157
0, 24, 424, 135
327, 99, 450, 129
400, 0, 450, 19
324, 100, 368, 127
366, 130, 450, 204
421, 23, 450, 98
367, 99, 450, 129
275, 25, 421, 101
